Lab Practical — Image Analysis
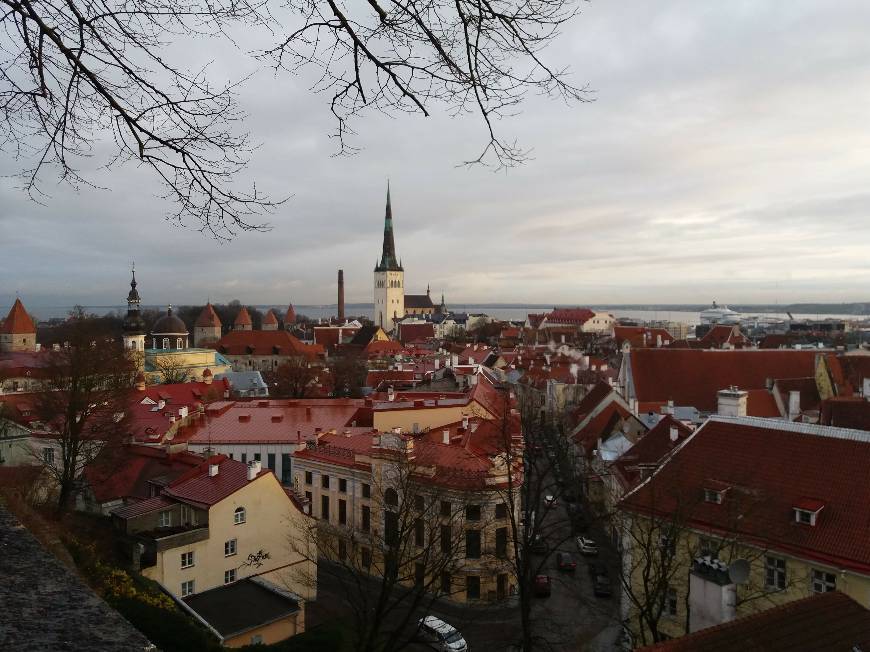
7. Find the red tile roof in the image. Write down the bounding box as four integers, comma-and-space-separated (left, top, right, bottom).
824, 353, 870, 397
111, 495, 176, 519
611, 415, 693, 491
178, 399, 365, 445
819, 397, 870, 430
570, 381, 615, 422
215, 330, 322, 359
745, 389, 781, 418
1, 298, 36, 334
195, 303, 222, 328
614, 326, 674, 349
773, 376, 821, 414
636, 591, 870, 652
363, 340, 403, 358
366, 370, 417, 389
698, 324, 751, 349
621, 417, 870, 574
313, 325, 360, 347
127, 379, 230, 443
234, 307, 252, 327
262, 310, 279, 326
284, 305, 296, 324
84, 445, 204, 503
397, 323, 435, 344
544, 308, 595, 326
629, 349, 817, 412
164, 455, 267, 507
573, 402, 634, 455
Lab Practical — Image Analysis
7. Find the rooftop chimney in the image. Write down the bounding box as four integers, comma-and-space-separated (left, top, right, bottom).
247, 460, 262, 481
337, 269, 345, 322
209, 462, 220, 477
442, 429, 450, 445
717, 387, 748, 417
669, 426, 679, 443
788, 390, 801, 420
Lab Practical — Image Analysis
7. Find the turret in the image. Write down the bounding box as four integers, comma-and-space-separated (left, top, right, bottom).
194, 302, 222, 346
121, 267, 146, 359
234, 307, 252, 331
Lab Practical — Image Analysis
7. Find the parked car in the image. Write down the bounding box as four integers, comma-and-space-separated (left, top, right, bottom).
592, 575, 612, 598
534, 574, 552, 597
556, 552, 577, 572
544, 495, 557, 507
587, 561, 609, 579
417, 616, 469, 652
576, 536, 599, 556
531, 534, 548, 554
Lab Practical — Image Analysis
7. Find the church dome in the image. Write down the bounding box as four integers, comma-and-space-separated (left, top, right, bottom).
151, 306, 189, 335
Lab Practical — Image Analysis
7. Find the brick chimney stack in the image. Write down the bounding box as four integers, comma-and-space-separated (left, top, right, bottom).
337, 269, 345, 322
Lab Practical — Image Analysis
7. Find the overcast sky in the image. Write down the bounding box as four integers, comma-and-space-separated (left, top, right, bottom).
3, 1, 870, 311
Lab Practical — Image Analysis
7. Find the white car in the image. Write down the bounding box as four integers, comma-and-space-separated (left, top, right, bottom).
576, 536, 599, 556
418, 615, 469, 652
544, 495, 557, 507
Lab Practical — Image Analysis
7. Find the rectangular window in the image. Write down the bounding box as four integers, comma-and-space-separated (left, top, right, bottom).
704, 488, 723, 504
321, 495, 330, 521
180, 551, 194, 568
267, 453, 276, 470
158, 510, 171, 528
224, 569, 236, 584
698, 537, 717, 557
465, 530, 481, 559
339, 478, 347, 493
241, 453, 247, 463
441, 501, 452, 517
254, 453, 261, 462
385, 510, 399, 547
42, 447, 54, 465
495, 503, 508, 519
496, 527, 508, 558
812, 569, 836, 593
664, 587, 678, 616
361, 547, 372, 569
338, 538, 348, 561
441, 525, 452, 555
415, 562, 425, 587
339, 499, 347, 525
362, 483, 371, 498
305, 471, 313, 485
362, 505, 371, 532
466, 505, 481, 521
225, 539, 237, 557
181, 580, 195, 597
281, 454, 292, 484
415, 495, 425, 511
229, 453, 234, 460
322, 474, 330, 489
466, 575, 480, 600
441, 572, 451, 595
765, 556, 786, 590
659, 534, 676, 558
415, 518, 425, 547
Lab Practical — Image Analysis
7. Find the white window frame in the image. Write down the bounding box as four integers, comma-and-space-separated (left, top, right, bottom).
181, 580, 195, 597
234, 506, 246, 525
794, 508, 819, 526
180, 551, 194, 569
764, 556, 786, 591
225, 539, 237, 557
158, 510, 172, 528
811, 568, 836, 593
224, 568, 237, 584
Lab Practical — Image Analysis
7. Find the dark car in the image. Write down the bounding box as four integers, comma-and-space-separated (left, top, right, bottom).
556, 552, 577, 572
531, 535, 548, 554
587, 561, 609, 579
534, 575, 552, 597
592, 575, 612, 598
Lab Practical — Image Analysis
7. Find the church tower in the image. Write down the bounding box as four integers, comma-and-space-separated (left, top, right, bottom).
373, 183, 404, 331
121, 267, 146, 369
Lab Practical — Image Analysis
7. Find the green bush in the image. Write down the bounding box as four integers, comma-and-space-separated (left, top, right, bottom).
111, 596, 222, 652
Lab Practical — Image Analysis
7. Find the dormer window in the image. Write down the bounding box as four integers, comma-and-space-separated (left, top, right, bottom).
704, 489, 724, 504
793, 498, 825, 526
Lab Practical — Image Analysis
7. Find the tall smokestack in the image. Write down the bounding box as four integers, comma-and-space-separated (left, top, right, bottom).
337, 269, 345, 322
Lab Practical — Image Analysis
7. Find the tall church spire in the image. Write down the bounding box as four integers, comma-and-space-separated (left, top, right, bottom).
376, 181, 402, 271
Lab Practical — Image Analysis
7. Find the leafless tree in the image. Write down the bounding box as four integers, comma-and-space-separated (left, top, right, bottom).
28, 314, 136, 514
290, 443, 502, 652
150, 355, 191, 385
2, 0, 589, 238
272, 356, 319, 398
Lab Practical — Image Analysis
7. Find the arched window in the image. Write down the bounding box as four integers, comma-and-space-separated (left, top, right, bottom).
234, 506, 246, 525
162, 337, 169, 350
384, 487, 398, 508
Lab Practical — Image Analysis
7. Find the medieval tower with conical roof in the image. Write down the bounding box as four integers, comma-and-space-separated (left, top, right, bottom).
373, 183, 404, 331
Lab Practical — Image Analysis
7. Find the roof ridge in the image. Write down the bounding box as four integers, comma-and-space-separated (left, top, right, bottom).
709, 414, 870, 442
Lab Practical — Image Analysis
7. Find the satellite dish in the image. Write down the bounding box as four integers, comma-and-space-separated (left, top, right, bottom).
728, 559, 750, 584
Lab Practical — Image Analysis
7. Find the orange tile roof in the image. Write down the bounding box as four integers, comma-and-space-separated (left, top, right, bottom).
1, 298, 36, 334
262, 309, 278, 326
195, 303, 222, 328
234, 307, 252, 327
216, 330, 322, 359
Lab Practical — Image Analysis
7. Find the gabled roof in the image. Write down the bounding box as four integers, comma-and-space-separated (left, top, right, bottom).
195, 303, 222, 328
397, 322, 434, 344
215, 329, 322, 359
637, 591, 870, 652
1, 298, 36, 334
164, 454, 266, 507
84, 445, 204, 503
611, 415, 692, 491
363, 339, 403, 358
127, 379, 230, 443
628, 349, 817, 413
698, 324, 751, 349
621, 416, 870, 573
614, 326, 674, 349
405, 294, 434, 309
571, 381, 616, 421
824, 352, 870, 397
819, 397, 870, 430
